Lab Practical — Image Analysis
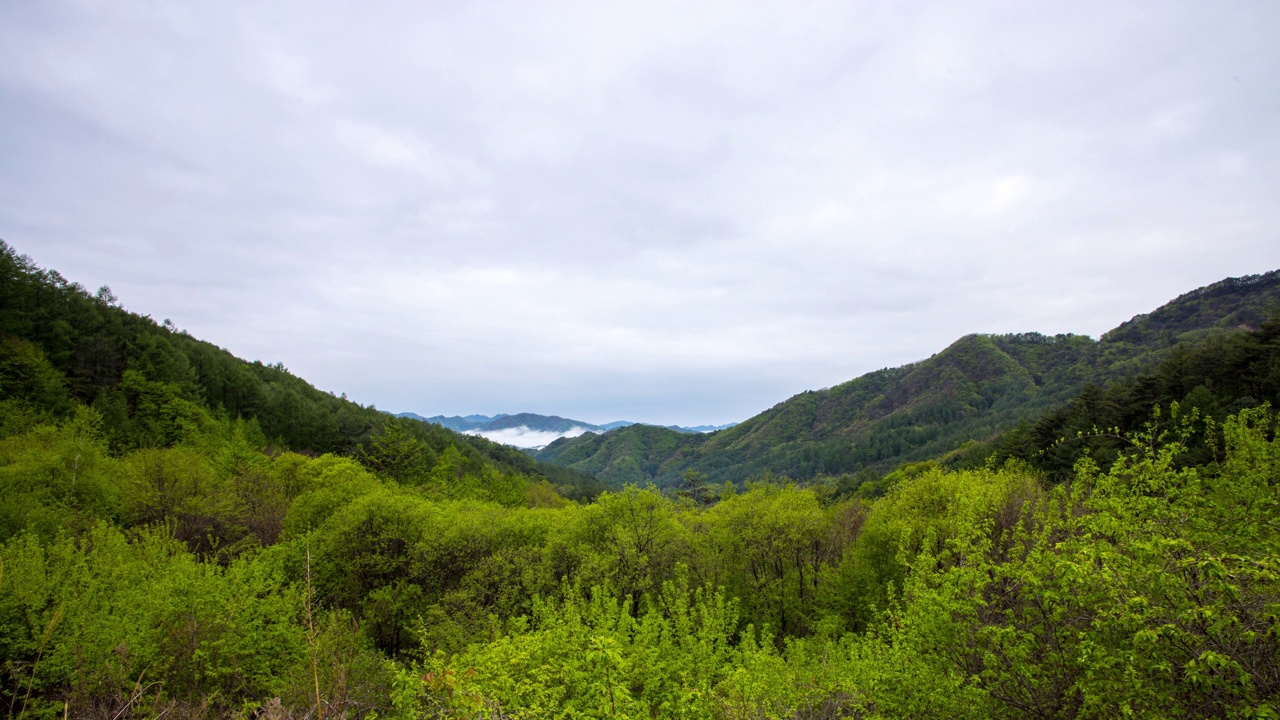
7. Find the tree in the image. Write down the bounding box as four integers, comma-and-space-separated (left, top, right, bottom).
356, 421, 435, 485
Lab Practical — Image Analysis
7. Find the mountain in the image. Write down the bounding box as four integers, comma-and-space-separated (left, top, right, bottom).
400, 412, 602, 449
537, 270, 1280, 487
398, 412, 737, 449
482, 413, 595, 433
465, 413, 602, 449
400, 413, 512, 432
0, 240, 602, 499
1102, 271, 1280, 347
958, 312, 1280, 483
403, 412, 597, 434
667, 423, 738, 433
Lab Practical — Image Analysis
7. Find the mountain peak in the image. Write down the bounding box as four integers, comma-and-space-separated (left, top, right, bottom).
1103, 269, 1280, 346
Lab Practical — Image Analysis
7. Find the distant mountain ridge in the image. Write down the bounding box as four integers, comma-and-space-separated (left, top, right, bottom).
394, 411, 736, 449
399, 413, 512, 432
396, 413, 600, 435
536, 269, 1280, 487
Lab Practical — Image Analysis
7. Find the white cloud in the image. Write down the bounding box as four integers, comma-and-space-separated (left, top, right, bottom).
466, 425, 594, 450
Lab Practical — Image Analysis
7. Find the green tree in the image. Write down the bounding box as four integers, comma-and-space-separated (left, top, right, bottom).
356, 421, 436, 485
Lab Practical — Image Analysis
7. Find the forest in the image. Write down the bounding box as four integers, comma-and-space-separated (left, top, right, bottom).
1, 240, 1278, 719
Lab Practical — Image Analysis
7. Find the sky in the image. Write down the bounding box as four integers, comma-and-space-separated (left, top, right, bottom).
2, 1, 1279, 427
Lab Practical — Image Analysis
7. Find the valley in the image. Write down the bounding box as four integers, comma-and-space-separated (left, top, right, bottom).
2, 241, 1278, 718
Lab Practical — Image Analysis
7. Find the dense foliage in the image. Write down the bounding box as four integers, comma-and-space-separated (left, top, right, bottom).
2, 246, 1278, 718
4, 382, 1277, 717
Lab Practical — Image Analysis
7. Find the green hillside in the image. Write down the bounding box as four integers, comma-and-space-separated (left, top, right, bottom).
953, 312, 1280, 481
538, 270, 1280, 486
0, 241, 602, 499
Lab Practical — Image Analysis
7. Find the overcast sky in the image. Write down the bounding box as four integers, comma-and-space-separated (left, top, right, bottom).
3, 1, 1278, 426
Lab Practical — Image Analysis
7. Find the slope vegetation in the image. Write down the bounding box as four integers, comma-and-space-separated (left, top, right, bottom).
0, 241, 601, 498
538, 270, 1280, 486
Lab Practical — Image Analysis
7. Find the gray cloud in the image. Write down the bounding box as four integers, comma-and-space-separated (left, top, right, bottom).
3, 1, 1278, 426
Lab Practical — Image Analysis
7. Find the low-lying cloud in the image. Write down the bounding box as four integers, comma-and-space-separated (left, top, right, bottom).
465, 425, 594, 450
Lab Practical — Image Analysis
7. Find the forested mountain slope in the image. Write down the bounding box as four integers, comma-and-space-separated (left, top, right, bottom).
953, 312, 1280, 480
538, 270, 1280, 486
0, 240, 601, 498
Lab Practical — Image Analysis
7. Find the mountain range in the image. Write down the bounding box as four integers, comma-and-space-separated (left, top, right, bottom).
395, 411, 737, 449
534, 270, 1280, 487
8, 234, 1274, 494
